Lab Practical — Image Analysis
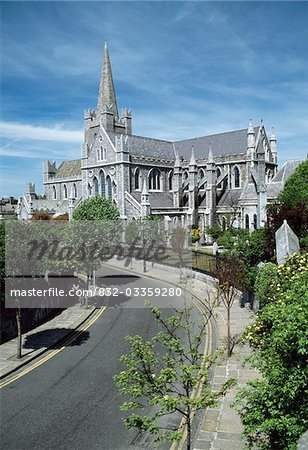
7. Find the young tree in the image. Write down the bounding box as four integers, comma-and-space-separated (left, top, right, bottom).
114, 305, 235, 449
73, 195, 120, 220
216, 256, 245, 356
233, 253, 308, 449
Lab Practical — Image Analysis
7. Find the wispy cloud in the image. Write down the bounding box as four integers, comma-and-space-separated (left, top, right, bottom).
0, 121, 82, 146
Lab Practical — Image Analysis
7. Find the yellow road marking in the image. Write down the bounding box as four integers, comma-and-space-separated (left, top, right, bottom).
0, 307, 106, 389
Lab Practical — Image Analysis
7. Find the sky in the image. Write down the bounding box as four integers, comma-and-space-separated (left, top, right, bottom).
1, 0, 307, 198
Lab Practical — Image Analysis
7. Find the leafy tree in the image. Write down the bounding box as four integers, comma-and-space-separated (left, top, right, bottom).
73, 195, 120, 220
265, 160, 308, 255
114, 305, 235, 449
233, 253, 308, 449
278, 160, 308, 206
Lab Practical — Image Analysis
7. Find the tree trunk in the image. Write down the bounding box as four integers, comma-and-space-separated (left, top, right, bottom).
227, 305, 231, 357
186, 413, 191, 450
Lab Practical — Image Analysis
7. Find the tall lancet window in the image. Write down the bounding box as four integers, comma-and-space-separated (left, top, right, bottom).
234, 166, 240, 188
63, 184, 68, 199
168, 170, 173, 191
73, 183, 77, 198
245, 214, 250, 230
53, 185, 57, 200
149, 168, 161, 190
93, 177, 99, 196
106, 176, 112, 200
100, 171, 106, 197
134, 168, 140, 190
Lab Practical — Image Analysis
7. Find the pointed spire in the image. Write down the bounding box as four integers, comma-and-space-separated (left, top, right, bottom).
208, 143, 214, 163
248, 118, 254, 134
97, 41, 119, 118
270, 127, 276, 141
189, 145, 196, 166
174, 148, 181, 167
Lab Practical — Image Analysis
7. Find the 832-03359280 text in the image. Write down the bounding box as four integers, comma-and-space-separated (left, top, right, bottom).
9, 287, 183, 298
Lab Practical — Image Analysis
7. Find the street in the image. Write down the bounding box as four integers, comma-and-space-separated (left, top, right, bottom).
0, 266, 204, 450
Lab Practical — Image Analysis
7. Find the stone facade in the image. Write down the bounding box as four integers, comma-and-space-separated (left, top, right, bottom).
18, 43, 303, 230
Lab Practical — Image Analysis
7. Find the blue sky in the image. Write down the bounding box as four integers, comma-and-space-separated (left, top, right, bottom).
1, 1, 307, 197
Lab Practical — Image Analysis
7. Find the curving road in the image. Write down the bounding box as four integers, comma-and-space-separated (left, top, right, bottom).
0, 266, 206, 450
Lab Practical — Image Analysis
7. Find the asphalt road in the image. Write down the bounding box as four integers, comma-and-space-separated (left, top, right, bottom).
0, 266, 204, 450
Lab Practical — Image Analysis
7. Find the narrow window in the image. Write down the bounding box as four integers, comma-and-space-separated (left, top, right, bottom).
73, 183, 77, 198
106, 176, 112, 200
63, 184, 67, 199
100, 171, 105, 196
234, 166, 240, 188
245, 214, 250, 230
53, 185, 57, 200
253, 214, 257, 230
93, 177, 99, 196
134, 168, 140, 190
168, 170, 173, 190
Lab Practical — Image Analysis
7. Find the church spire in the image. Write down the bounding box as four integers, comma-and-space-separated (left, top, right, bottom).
97, 42, 119, 118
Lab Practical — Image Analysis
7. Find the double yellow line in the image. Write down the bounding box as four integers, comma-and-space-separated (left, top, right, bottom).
0, 307, 106, 389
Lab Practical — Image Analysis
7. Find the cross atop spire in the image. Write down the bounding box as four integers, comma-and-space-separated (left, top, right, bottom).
97, 41, 119, 118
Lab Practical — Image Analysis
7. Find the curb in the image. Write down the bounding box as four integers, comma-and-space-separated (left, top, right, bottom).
0, 306, 96, 381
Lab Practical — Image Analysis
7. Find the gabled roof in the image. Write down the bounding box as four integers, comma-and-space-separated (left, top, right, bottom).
108, 127, 259, 162
174, 127, 259, 161
31, 199, 69, 214
55, 160, 81, 178
131, 191, 174, 208
271, 160, 303, 183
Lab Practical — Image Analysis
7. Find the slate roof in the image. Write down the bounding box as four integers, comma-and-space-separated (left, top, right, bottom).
108, 127, 258, 162
131, 192, 174, 208
218, 189, 243, 207
174, 127, 259, 161
108, 132, 175, 161
55, 160, 81, 178
271, 160, 303, 183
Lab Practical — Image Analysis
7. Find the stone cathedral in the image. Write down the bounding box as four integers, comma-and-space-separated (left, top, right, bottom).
18, 43, 300, 230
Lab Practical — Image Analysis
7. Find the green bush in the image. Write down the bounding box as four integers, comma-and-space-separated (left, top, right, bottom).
234, 253, 308, 449
254, 262, 278, 308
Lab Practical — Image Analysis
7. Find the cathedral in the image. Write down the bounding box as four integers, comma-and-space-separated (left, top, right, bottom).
18, 43, 300, 231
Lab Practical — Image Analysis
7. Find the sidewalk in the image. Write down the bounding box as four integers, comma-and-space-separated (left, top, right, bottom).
103, 258, 259, 450
0, 304, 95, 379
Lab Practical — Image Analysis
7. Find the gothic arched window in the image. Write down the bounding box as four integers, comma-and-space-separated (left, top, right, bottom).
168, 170, 173, 191
73, 183, 77, 198
93, 177, 99, 196
63, 184, 67, 199
245, 214, 250, 230
149, 168, 161, 190
253, 214, 258, 230
234, 166, 240, 188
106, 176, 112, 200
198, 168, 205, 180
53, 185, 57, 200
134, 168, 140, 190
100, 171, 105, 197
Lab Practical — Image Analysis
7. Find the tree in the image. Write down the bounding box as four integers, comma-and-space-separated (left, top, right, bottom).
265, 160, 308, 255
73, 195, 120, 220
233, 253, 308, 449
216, 256, 245, 356
72, 196, 120, 303
278, 160, 308, 207
114, 305, 235, 449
